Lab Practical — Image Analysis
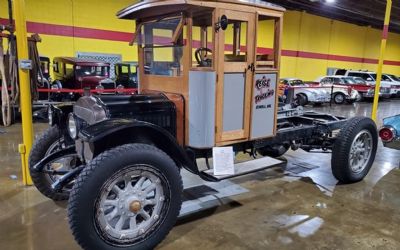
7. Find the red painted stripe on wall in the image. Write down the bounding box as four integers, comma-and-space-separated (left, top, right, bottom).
1, 18, 400, 67
0, 18, 132, 42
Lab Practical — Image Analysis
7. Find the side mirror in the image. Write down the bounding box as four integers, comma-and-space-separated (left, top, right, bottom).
215, 15, 228, 32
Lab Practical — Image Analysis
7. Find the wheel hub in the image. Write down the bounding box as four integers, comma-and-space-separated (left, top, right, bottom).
95, 166, 167, 244
348, 130, 373, 173
129, 201, 142, 213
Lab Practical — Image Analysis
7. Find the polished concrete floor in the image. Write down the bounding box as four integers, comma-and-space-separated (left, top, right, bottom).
1, 100, 400, 250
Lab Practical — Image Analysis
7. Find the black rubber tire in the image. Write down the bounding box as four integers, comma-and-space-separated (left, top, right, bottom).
68, 143, 183, 250
331, 117, 378, 183
29, 126, 71, 200
333, 93, 346, 104
296, 94, 308, 106
257, 144, 289, 158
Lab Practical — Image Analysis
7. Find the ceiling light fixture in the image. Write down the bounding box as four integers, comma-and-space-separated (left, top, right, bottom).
325, 0, 335, 3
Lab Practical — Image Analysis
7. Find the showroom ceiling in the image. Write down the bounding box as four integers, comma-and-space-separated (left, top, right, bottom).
266, 0, 400, 33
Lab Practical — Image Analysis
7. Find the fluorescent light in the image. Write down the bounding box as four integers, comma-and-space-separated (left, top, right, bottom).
326, 0, 335, 3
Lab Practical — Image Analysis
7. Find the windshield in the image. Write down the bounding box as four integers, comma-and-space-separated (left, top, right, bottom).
76, 66, 109, 77
353, 77, 367, 84
136, 16, 185, 77
289, 80, 305, 86
116, 65, 137, 76
343, 77, 356, 84
388, 74, 400, 81
136, 16, 184, 47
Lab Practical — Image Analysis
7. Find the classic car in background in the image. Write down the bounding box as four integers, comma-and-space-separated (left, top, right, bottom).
114, 61, 138, 92
314, 76, 360, 104
50, 57, 115, 101
279, 78, 330, 106
379, 114, 400, 150
382, 73, 400, 97
352, 77, 391, 99
335, 69, 400, 97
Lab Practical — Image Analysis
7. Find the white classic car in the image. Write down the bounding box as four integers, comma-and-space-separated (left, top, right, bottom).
383, 74, 400, 97
316, 76, 361, 104
279, 78, 330, 106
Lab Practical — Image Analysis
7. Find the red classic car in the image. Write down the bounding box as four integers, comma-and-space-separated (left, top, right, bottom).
51, 57, 115, 101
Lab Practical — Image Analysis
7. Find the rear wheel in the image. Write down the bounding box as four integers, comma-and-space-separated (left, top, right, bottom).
331, 117, 377, 183
333, 93, 345, 104
68, 143, 183, 250
29, 126, 77, 200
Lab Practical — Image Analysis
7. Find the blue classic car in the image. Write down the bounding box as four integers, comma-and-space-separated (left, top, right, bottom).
379, 115, 400, 149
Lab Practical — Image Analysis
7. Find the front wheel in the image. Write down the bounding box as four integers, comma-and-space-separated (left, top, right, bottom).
331, 117, 378, 183
296, 94, 308, 106
68, 143, 183, 250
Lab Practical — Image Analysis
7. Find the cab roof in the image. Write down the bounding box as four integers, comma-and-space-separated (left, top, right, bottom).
117, 0, 285, 20
53, 57, 110, 67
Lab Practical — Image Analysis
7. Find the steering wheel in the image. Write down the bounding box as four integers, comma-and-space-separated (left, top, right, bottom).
195, 47, 212, 67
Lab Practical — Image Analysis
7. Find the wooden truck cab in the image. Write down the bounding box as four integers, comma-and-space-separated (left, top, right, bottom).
118, 0, 284, 147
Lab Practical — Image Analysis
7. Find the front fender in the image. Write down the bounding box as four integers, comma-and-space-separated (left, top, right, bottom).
51, 104, 73, 130
78, 118, 198, 174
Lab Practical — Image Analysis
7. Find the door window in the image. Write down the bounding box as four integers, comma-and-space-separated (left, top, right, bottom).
256, 15, 279, 69
224, 20, 247, 62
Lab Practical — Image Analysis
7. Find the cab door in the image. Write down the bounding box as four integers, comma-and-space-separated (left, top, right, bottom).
216, 10, 255, 144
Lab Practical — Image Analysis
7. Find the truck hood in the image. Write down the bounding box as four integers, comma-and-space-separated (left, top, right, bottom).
73, 94, 173, 125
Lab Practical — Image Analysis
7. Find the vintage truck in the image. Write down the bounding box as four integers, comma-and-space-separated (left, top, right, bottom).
29, 1, 378, 249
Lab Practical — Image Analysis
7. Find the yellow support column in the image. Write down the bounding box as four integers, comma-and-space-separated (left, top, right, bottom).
371, 0, 392, 122
13, 0, 33, 185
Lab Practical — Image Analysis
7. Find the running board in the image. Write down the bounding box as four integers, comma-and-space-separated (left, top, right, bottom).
201, 156, 285, 181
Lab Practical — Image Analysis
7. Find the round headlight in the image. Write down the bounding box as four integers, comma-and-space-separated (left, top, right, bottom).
48, 107, 53, 126
95, 85, 105, 94
68, 113, 78, 139
116, 84, 125, 94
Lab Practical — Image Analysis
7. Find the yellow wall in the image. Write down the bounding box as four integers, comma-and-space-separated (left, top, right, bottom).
1, 1, 400, 81
282, 11, 400, 80
0, 0, 137, 63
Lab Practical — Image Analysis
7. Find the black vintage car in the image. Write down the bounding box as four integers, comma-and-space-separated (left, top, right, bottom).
29, 1, 378, 250
115, 61, 138, 90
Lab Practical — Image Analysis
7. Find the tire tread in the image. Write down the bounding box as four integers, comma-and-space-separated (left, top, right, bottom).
68, 143, 182, 250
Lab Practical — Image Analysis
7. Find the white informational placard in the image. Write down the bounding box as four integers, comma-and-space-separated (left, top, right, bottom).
213, 147, 235, 176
